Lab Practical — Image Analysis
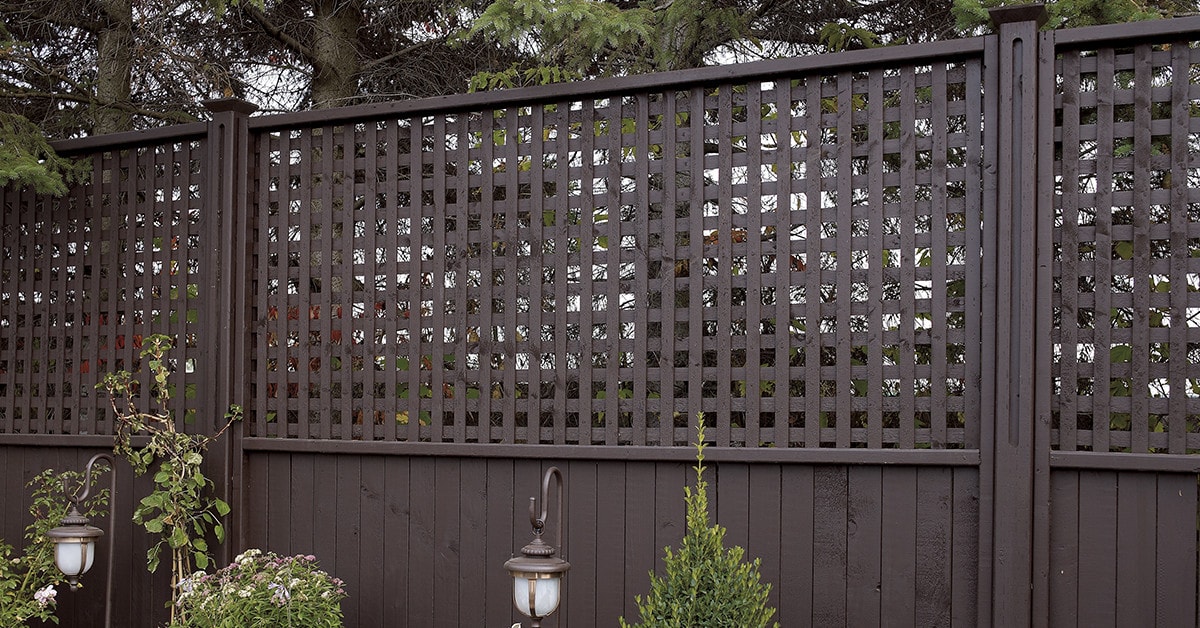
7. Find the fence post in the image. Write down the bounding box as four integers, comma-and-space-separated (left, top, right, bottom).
984, 5, 1048, 627
201, 97, 258, 565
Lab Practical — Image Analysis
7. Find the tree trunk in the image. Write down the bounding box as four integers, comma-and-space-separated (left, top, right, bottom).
310, 0, 363, 108
95, 0, 134, 133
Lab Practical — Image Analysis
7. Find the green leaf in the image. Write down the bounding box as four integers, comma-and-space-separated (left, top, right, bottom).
145, 519, 164, 533
215, 498, 231, 516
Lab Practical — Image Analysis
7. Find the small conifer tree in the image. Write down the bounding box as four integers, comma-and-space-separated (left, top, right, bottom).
620, 416, 779, 628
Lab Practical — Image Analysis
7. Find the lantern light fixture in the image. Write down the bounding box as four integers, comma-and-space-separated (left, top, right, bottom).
504, 467, 569, 627
45, 453, 116, 628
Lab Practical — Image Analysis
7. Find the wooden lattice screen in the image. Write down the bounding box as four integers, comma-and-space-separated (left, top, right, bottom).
1051, 38, 1200, 453
0, 136, 210, 435
252, 53, 986, 447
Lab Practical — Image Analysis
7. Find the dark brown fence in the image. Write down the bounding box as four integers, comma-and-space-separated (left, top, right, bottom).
3, 7, 1200, 626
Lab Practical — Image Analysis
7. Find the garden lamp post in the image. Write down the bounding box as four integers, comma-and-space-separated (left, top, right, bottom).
45, 452, 116, 628
504, 466, 569, 628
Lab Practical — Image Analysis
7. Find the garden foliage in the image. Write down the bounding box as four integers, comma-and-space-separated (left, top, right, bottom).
620, 420, 778, 628
174, 549, 346, 628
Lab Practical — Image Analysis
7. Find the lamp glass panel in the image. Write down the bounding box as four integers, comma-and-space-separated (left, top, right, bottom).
512, 576, 560, 618
55, 540, 95, 577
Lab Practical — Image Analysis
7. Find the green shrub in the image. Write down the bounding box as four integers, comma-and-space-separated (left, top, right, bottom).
620, 420, 779, 628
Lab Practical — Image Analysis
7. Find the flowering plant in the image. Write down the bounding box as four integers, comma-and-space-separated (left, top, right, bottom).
174, 549, 346, 627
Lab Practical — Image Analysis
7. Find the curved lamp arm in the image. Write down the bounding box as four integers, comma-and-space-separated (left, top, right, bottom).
528, 466, 565, 559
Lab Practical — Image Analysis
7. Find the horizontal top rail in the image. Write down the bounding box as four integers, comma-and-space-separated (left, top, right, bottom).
50, 122, 208, 155
1051, 14, 1200, 48
246, 36, 987, 130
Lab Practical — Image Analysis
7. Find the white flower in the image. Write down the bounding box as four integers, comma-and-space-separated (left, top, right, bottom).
33, 585, 57, 607
269, 582, 291, 606
234, 548, 262, 564
238, 587, 253, 598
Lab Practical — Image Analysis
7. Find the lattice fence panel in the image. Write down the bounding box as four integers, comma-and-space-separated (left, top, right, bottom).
252, 56, 985, 447
0, 138, 211, 435
1052, 40, 1200, 453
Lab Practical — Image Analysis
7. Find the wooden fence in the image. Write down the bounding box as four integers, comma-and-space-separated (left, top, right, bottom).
2, 6, 1199, 626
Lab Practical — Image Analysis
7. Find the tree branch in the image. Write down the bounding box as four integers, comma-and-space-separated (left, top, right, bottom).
360, 38, 440, 72
241, 3, 323, 74
0, 90, 199, 125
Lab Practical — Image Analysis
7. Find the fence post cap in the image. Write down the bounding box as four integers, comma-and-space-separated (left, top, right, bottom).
989, 3, 1049, 27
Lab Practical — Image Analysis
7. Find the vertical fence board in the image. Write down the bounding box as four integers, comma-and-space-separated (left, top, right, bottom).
803, 76, 822, 449
1155, 473, 1197, 626
867, 69, 885, 449
430, 116, 448, 444
624, 461, 656, 621
847, 466, 883, 625
653, 460, 686, 576
383, 120, 400, 443
501, 110, 519, 445
382, 455, 410, 619
334, 455, 361, 626
949, 468, 979, 627
1115, 471, 1158, 625
745, 83, 764, 449
579, 100, 597, 445
1076, 471, 1117, 626
457, 458, 488, 627
405, 118, 424, 444
916, 466, 954, 627
595, 460, 626, 623
484, 458, 515, 623
1091, 49, 1115, 453
1058, 52, 1081, 453
899, 66, 918, 449
631, 95, 650, 448
1049, 470, 1080, 628
834, 71, 853, 449
881, 466, 917, 623
660, 91, 679, 448
930, 64, 950, 450
312, 455, 339, 587
337, 124, 355, 442
362, 123, 380, 442
564, 460, 597, 624
357, 456, 386, 626
1129, 46, 1152, 455
1167, 42, 1191, 456
433, 457, 460, 627
265, 452, 291, 552
717, 462, 750, 556
773, 77, 793, 448
779, 464, 815, 622
812, 466, 848, 624
748, 463, 783, 615
715, 85, 733, 448
407, 456, 436, 621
